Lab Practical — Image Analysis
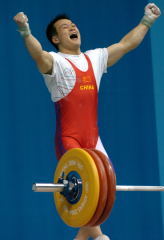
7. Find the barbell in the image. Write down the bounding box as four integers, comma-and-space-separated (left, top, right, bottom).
32, 148, 164, 228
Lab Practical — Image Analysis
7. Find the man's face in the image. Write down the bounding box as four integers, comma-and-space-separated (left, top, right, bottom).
53, 19, 81, 51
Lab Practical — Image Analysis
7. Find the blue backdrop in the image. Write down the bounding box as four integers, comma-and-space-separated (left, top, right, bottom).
0, 0, 163, 239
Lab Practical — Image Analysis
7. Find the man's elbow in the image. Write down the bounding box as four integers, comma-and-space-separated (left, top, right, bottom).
120, 40, 141, 54
35, 57, 52, 74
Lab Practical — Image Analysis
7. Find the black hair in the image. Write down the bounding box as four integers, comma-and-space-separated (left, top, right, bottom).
46, 14, 70, 50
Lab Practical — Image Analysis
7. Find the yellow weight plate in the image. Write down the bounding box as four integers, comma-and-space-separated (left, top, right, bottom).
54, 148, 100, 228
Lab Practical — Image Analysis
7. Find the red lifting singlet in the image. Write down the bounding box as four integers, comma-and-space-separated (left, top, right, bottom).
55, 54, 98, 160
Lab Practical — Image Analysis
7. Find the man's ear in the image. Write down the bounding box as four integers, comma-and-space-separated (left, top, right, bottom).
52, 35, 60, 44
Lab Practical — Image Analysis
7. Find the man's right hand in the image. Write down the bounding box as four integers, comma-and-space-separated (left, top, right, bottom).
13, 12, 29, 27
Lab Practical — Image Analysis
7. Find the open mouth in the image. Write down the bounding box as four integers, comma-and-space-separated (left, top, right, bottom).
70, 33, 78, 39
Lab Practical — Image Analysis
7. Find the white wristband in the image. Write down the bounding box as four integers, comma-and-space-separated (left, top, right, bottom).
140, 15, 155, 28
18, 23, 31, 37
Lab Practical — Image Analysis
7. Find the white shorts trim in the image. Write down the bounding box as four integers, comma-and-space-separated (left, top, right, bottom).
95, 137, 108, 157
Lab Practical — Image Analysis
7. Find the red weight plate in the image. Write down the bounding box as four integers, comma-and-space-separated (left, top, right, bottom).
84, 149, 108, 226
92, 149, 116, 226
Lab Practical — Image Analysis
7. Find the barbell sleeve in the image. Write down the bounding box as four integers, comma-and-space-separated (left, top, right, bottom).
32, 183, 65, 192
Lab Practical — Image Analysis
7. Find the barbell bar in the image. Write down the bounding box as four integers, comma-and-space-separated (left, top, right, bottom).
116, 185, 164, 191
32, 183, 164, 192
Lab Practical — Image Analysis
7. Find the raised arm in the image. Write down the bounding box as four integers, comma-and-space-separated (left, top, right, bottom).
13, 12, 53, 74
107, 3, 161, 67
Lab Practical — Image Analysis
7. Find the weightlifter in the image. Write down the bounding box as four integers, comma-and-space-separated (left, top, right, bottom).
13, 3, 161, 240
